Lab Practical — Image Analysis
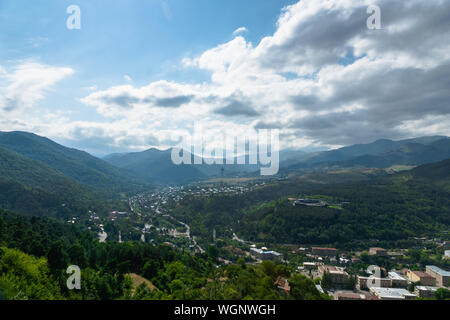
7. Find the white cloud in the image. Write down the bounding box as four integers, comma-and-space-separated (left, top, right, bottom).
0, 62, 74, 113
232, 27, 248, 36
3, 0, 450, 153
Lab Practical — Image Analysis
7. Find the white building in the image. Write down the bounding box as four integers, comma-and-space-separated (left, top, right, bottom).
369, 287, 417, 300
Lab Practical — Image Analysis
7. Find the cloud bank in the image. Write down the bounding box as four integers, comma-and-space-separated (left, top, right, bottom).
2, 0, 450, 154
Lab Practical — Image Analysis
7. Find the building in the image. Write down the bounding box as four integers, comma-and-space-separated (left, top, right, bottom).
444, 250, 450, 259
250, 248, 282, 261
369, 247, 388, 257
334, 292, 378, 300
262, 251, 283, 260
303, 262, 318, 270
250, 248, 264, 258
415, 286, 438, 299
312, 247, 337, 257
426, 265, 450, 287
406, 270, 436, 286
318, 265, 349, 285
357, 276, 392, 290
294, 199, 328, 207
274, 277, 290, 294
315, 284, 325, 294
369, 287, 417, 300
388, 272, 409, 288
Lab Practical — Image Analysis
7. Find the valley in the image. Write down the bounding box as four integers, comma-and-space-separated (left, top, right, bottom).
0, 131, 449, 301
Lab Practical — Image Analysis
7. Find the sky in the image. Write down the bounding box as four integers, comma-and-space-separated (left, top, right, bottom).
0, 0, 450, 156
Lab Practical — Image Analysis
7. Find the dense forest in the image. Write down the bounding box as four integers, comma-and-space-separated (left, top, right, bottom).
0, 210, 327, 300
169, 165, 450, 248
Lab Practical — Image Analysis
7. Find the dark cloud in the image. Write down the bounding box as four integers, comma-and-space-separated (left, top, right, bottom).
100, 94, 140, 109
153, 95, 194, 108
258, 0, 450, 75
254, 120, 283, 130
0, 97, 18, 112
286, 57, 450, 146
99, 93, 194, 109
215, 99, 260, 117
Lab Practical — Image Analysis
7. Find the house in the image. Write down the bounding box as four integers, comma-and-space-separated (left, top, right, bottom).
388, 272, 409, 288
303, 262, 318, 270
415, 286, 439, 298
312, 247, 337, 257
426, 265, 450, 287
250, 248, 282, 260
357, 276, 391, 290
351, 258, 361, 264
274, 277, 290, 294
406, 270, 436, 286
262, 251, 283, 260
334, 292, 378, 300
444, 250, 450, 259
318, 265, 349, 285
369, 247, 388, 257
369, 287, 417, 300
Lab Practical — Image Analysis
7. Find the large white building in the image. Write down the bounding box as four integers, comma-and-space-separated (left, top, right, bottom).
369, 287, 417, 300
426, 265, 450, 287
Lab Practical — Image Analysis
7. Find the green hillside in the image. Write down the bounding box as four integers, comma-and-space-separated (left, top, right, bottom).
0, 146, 112, 219
0, 131, 144, 194
0, 211, 327, 300
169, 159, 450, 247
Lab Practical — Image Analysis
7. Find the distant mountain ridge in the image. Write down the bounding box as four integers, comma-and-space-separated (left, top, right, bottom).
284, 136, 450, 171
103, 148, 261, 185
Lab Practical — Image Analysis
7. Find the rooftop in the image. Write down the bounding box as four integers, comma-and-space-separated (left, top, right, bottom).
370, 287, 417, 299
426, 265, 450, 277
388, 272, 407, 281
410, 270, 433, 278
416, 286, 438, 292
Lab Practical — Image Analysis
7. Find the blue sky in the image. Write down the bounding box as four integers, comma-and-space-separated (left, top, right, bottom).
0, 0, 449, 156
0, 0, 296, 122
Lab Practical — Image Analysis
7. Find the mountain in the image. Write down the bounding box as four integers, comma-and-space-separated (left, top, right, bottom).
284, 136, 450, 171
104, 136, 450, 185
104, 148, 260, 185
0, 131, 144, 194
104, 148, 206, 185
407, 158, 450, 191
0, 146, 99, 217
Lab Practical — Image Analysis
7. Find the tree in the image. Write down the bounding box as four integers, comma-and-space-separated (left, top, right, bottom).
47, 240, 68, 272
143, 260, 159, 280
0, 216, 5, 244
435, 288, 450, 300
321, 272, 333, 290
289, 274, 328, 300
68, 243, 87, 268
207, 245, 219, 261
